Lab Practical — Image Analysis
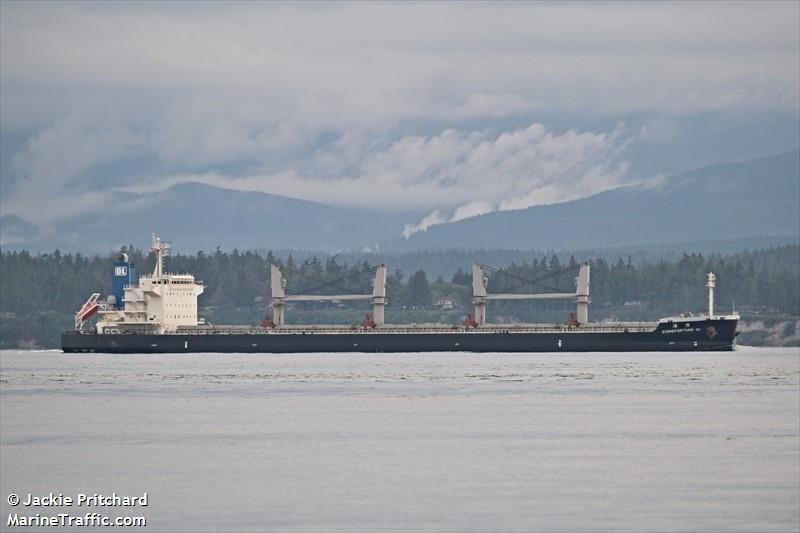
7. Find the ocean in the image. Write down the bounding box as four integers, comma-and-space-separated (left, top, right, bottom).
1, 347, 798, 532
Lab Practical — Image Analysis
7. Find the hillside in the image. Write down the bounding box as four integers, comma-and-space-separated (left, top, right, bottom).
1, 150, 797, 254
0, 183, 418, 253
396, 150, 800, 250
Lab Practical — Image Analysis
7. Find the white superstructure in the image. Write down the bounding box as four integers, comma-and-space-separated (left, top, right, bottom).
95, 235, 204, 334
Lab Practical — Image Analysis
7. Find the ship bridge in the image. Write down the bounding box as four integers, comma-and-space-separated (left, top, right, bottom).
88, 234, 205, 334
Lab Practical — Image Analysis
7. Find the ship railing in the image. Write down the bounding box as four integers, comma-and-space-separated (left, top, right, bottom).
173, 322, 659, 335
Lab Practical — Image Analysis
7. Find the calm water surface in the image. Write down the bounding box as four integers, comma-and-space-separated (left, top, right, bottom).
1, 347, 798, 532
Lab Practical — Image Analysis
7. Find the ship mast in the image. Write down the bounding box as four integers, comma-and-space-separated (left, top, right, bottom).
706, 272, 716, 318
151, 233, 170, 278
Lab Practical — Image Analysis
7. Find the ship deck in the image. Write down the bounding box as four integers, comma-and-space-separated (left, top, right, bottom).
174, 322, 661, 335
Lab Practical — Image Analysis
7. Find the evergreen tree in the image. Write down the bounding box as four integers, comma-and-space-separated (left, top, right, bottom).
451, 268, 471, 286
406, 270, 432, 308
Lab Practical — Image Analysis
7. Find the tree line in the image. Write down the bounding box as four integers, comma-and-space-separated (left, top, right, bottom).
1, 244, 797, 348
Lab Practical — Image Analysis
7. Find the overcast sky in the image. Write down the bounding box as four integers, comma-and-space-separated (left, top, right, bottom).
1, 1, 798, 234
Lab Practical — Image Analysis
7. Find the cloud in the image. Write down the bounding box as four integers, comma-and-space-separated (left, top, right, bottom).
401, 201, 495, 239
6, 109, 149, 221
451, 201, 494, 222
3, 3, 796, 123
388, 123, 632, 236
1, 2, 797, 228
402, 210, 448, 239
117, 122, 632, 238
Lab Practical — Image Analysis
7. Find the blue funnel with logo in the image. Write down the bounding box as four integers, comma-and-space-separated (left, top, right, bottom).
111, 253, 137, 310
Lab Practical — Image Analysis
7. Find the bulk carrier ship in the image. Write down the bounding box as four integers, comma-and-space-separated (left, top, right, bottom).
62, 235, 740, 353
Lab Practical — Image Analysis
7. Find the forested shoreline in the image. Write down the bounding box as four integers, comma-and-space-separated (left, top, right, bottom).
1, 245, 798, 348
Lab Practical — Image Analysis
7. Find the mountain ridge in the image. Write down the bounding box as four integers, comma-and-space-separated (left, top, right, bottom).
1, 150, 797, 254
391, 149, 799, 251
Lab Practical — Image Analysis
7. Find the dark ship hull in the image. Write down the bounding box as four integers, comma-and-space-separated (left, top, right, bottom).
62, 317, 738, 353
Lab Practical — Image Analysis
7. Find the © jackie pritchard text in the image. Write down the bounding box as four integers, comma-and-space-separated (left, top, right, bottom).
7, 492, 148, 507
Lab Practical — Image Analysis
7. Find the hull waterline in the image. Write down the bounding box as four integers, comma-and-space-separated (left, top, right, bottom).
62, 318, 738, 353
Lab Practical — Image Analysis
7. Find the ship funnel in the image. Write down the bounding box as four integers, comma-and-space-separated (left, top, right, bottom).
112, 253, 136, 310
